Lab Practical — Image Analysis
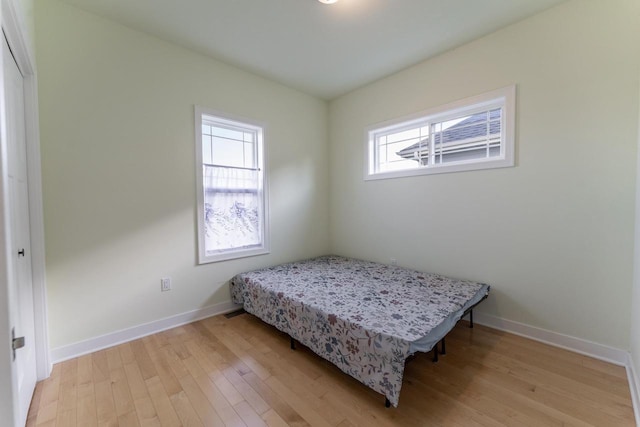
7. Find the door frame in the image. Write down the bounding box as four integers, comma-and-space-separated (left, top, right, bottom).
2, 0, 50, 383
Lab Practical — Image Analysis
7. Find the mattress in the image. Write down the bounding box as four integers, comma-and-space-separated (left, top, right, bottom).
230, 255, 489, 407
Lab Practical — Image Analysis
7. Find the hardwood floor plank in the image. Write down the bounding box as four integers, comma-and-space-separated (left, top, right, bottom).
162, 345, 190, 380
192, 374, 247, 427
117, 410, 140, 427
58, 359, 78, 413
36, 363, 62, 425
28, 315, 636, 427
110, 367, 136, 416
131, 340, 157, 381
55, 408, 77, 427
183, 340, 218, 375
132, 396, 160, 427
77, 381, 98, 427
242, 347, 344, 425
145, 376, 181, 427
35, 401, 57, 426
169, 390, 205, 427
221, 364, 271, 415
143, 337, 182, 396
264, 376, 333, 427
26, 374, 43, 427
209, 368, 246, 406
470, 351, 633, 420
123, 362, 148, 401
262, 408, 290, 427
241, 372, 309, 427
77, 354, 93, 384
178, 374, 226, 426
118, 343, 136, 365
233, 400, 268, 427
94, 379, 118, 427
39, 363, 61, 407
92, 350, 110, 383
406, 351, 581, 426
106, 347, 124, 372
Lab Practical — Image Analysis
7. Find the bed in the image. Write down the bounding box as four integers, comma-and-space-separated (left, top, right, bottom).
230, 255, 489, 407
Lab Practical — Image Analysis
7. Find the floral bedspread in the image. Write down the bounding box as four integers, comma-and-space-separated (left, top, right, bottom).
230, 255, 489, 407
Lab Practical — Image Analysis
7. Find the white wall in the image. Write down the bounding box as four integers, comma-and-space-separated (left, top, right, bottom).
35, 0, 330, 349
329, 0, 640, 350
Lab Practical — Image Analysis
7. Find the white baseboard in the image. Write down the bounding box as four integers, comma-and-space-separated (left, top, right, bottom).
50, 301, 242, 363
472, 312, 629, 365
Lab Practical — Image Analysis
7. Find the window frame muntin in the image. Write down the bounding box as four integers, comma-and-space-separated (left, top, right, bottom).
364, 85, 516, 181
195, 106, 269, 264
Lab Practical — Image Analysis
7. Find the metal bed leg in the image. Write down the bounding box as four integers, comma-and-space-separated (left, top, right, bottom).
469, 309, 474, 328
290, 337, 296, 350
385, 398, 391, 408
440, 337, 446, 355
432, 347, 439, 362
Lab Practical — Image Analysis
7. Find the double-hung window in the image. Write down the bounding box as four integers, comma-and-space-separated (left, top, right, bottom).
366, 85, 515, 180
195, 107, 268, 263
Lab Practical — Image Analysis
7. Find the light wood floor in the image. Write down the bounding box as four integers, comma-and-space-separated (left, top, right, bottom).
27, 312, 636, 427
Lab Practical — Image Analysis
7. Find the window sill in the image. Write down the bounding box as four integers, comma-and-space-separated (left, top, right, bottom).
199, 246, 270, 264
365, 156, 514, 181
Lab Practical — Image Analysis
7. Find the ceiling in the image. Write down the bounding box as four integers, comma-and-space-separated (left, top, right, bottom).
58, 0, 566, 100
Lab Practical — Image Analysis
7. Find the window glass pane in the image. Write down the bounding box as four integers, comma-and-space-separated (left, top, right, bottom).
203, 167, 261, 253
202, 135, 212, 164
211, 136, 244, 168
377, 135, 386, 165
376, 126, 428, 172
378, 158, 420, 173
209, 125, 244, 142
432, 108, 502, 164
386, 128, 420, 144
244, 142, 256, 169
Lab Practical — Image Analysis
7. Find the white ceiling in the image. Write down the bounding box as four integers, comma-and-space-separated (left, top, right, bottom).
58, 0, 565, 100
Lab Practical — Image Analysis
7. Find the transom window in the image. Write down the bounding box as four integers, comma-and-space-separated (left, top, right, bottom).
366, 86, 515, 180
195, 107, 268, 264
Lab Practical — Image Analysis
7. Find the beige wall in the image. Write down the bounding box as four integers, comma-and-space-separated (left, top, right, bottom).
631, 72, 640, 408
35, 0, 640, 354
35, 0, 330, 348
18, 0, 35, 54
329, 0, 640, 349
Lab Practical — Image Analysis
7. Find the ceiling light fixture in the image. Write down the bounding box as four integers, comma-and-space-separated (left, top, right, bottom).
318, 0, 339, 4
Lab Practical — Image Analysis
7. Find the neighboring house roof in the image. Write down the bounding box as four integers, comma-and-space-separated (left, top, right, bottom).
397, 109, 501, 160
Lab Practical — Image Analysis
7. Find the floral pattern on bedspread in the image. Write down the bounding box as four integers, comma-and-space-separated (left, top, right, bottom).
230, 255, 488, 407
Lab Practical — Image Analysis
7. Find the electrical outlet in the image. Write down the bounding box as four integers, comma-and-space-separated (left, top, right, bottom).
161, 277, 171, 292
390, 258, 397, 266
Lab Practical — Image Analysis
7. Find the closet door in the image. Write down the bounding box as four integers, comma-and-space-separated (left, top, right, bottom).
4, 32, 37, 426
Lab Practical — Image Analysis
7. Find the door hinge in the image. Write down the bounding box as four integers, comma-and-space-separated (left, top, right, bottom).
11, 327, 25, 361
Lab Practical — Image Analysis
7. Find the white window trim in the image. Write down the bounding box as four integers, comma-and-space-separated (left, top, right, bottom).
364, 85, 516, 181
194, 106, 270, 264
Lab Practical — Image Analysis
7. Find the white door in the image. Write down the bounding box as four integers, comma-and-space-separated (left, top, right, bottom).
4, 33, 37, 426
